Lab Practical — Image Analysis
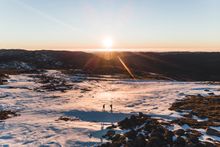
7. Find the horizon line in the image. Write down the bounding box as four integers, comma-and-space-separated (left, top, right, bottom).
0, 48, 220, 52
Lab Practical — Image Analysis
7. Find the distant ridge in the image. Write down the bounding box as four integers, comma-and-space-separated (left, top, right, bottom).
1, 49, 220, 81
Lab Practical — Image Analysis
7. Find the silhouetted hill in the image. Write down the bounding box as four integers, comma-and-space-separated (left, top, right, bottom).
1, 49, 220, 81
108, 52, 220, 81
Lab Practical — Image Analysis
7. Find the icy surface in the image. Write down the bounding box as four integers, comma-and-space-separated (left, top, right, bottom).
0, 71, 220, 146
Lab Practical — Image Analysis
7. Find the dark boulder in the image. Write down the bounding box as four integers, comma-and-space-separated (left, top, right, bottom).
173, 137, 186, 147
174, 129, 185, 136
104, 130, 115, 139
124, 129, 137, 140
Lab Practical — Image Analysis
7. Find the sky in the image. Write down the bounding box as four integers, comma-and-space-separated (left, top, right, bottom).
0, 0, 220, 51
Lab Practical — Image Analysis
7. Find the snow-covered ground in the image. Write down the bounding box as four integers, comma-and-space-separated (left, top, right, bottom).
0, 71, 220, 146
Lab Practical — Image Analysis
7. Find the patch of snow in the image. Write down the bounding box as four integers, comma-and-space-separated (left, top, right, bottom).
192, 115, 209, 122
197, 128, 220, 143
182, 124, 191, 130
210, 126, 220, 132
1, 70, 220, 145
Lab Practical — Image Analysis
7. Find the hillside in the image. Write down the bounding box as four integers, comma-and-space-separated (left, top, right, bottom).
0, 49, 220, 81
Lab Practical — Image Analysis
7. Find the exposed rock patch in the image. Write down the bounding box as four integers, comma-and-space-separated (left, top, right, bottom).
0, 73, 9, 85
56, 116, 79, 122
34, 74, 72, 92
170, 95, 220, 122
0, 110, 19, 120
100, 113, 218, 147
169, 94, 220, 143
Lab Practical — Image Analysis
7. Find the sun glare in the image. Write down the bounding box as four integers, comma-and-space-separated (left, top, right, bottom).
103, 38, 113, 50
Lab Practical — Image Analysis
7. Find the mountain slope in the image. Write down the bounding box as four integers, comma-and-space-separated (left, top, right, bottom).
1, 49, 220, 81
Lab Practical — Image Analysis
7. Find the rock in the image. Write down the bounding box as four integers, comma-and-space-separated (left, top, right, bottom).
185, 142, 196, 147
101, 113, 220, 147
171, 117, 214, 129
147, 136, 166, 147
185, 142, 207, 147
170, 94, 220, 123
0, 110, 19, 120
134, 134, 146, 147
124, 141, 134, 147
143, 119, 159, 132
174, 129, 185, 136
208, 92, 215, 96
99, 142, 111, 147
197, 94, 203, 97
57, 116, 79, 121
110, 142, 121, 147
111, 134, 126, 144
150, 129, 165, 141
124, 129, 137, 140
155, 125, 166, 134
165, 130, 174, 145
203, 142, 216, 147
144, 123, 155, 132
2, 79, 8, 83
106, 125, 117, 129
188, 134, 199, 144
138, 112, 144, 118
105, 130, 115, 138
118, 114, 149, 129
34, 74, 72, 92
118, 117, 130, 129
206, 127, 220, 137
173, 137, 186, 147
186, 129, 202, 138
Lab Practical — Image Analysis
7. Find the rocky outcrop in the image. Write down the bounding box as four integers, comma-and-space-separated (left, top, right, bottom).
170, 95, 220, 122
34, 74, 72, 92
100, 113, 218, 147
0, 110, 19, 120
0, 73, 8, 85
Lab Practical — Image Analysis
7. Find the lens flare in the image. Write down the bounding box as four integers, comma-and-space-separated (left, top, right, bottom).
118, 56, 135, 79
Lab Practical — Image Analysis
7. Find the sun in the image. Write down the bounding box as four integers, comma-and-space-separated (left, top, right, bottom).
102, 38, 113, 50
